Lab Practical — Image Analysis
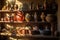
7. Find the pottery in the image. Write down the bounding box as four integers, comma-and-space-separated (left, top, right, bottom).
34, 12, 37, 22
25, 13, 31, 22
4, 13, 10, 21
46, 14, 54, 23
17, 26, 31, 36
14, 11, 24, 22
40, 12, 45, 22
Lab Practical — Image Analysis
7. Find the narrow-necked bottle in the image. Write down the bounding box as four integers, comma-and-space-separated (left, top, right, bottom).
34, 12, 37, 22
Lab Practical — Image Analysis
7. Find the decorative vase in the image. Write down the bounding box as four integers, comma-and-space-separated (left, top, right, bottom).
40, 12, 45, 22
14, 11, 24, 22
46, 14, 53, 23
4, 13, 10, 21
34, 12, 37, 22
25, 13, 31, 22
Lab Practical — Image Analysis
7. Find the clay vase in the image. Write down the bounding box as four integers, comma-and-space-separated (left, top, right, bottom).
46, 14, 53, 23
25, 26, 32, 35
17, 27, 25, 36
34, 12, 37, 22
40, 12, 45, 22
25, 13, 31, 22
14, 4, 18, 10
4, 13, 10, 21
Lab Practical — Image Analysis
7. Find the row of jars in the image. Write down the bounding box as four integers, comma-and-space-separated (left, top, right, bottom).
0, 11, 55, 23
1, 24, 52, 36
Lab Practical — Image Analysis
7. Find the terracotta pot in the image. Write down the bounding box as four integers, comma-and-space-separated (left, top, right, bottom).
14, 11, 24, 22
46, 14, 54, 23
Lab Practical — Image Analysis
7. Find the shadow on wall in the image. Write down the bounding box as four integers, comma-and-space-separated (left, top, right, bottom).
22, 3, 30, 11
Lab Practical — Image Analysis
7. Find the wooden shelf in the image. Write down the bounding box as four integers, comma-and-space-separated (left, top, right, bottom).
0, 10, 17, 13
0, 10, 39, 13
0, 21, 46, 24
0, 33, 58, 38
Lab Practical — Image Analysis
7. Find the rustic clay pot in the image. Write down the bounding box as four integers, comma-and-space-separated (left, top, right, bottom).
46, 14, 54, 23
